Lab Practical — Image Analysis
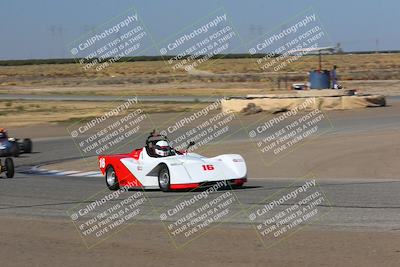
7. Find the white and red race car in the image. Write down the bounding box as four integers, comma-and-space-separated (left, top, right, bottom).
98, 133, 247, 191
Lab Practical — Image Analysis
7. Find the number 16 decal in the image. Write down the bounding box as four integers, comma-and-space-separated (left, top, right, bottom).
202, 164, 214, 171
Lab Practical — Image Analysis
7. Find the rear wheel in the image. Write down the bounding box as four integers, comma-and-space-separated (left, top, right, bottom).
231, 183, 244, 189
5, 158, 14, 178
158, 165, 170, 192
105, 166, 119, 190
22, 139, 32, 153
10, 142, 19, 157
231, 179, 245, 189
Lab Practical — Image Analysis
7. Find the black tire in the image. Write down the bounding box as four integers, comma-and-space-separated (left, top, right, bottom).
22, 139, 32, 153
231, 183, 244, 189
158, 165, 170, 192
105, 166, 119, 190
5, 158, 14, 178
10, 142, 19, 157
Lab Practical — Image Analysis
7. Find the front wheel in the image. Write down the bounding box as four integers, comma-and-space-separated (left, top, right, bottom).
158, 165, 170, 192
5, 158, 14, 178
105, 166, 119, 190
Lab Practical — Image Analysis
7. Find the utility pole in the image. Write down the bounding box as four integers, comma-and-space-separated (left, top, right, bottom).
375, 38, 379, 53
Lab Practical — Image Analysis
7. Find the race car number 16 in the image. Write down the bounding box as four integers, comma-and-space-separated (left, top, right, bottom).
202, 164, 214, 171
99, 158, 106, 169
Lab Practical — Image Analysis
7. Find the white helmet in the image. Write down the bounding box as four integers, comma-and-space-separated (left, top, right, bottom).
154, 140, 170, 157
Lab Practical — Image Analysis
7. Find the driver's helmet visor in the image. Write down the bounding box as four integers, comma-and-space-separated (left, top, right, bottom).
155, 145, 170, 153
0, 132, 6, 139
154, 140, 171, 156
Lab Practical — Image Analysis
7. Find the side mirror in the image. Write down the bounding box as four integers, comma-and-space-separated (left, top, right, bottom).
186, 141, 195, 154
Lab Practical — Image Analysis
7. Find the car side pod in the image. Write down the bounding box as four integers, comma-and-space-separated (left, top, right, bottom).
0, 158, 15, 178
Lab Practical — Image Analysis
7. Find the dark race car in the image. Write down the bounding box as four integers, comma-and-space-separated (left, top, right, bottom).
0, 128, 32, 157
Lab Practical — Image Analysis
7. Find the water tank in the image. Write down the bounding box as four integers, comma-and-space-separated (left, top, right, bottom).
309, 70, 330, 89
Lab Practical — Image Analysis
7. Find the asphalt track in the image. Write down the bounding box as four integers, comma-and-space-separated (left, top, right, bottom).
0, 173, 399, 231
1, 99, 400, 232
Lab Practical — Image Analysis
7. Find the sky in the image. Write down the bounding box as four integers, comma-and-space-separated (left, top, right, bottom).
0, 0, 398, 60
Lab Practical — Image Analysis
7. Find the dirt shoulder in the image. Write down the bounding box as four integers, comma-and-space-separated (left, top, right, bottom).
0, 216, 398, 267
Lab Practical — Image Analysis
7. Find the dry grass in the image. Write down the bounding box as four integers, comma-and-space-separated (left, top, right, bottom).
0, 100, 207, 127
200, 53, 400, 73
0, 53, 399, 85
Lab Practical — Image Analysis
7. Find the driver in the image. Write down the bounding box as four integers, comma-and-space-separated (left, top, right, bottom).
154, 140, 172, 157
